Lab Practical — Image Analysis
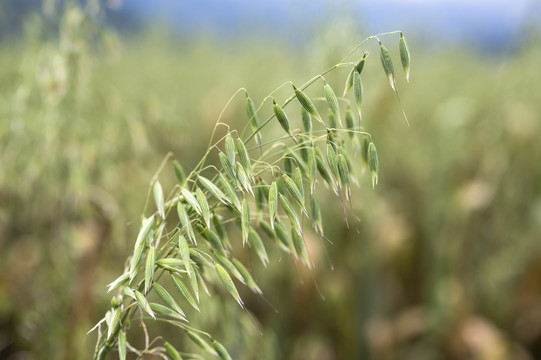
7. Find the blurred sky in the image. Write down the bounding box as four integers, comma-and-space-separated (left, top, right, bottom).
108, 0, 539, 53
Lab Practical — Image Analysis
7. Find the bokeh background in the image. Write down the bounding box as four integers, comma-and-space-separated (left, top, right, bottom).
1, 0, 541, 359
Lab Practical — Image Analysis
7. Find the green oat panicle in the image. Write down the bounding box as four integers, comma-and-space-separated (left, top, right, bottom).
293, 84, 322, 123
379, 40, 396, 91
399, 32, 411, 82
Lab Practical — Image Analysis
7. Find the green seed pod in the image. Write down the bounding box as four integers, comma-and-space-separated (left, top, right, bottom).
185, 330, 216, 355
153, 181, 165, 220
231, 258, 262, 294
177, 202, 196, 244
172, 274, 200, 311
201, 227, 225, 255
315, 146, 334, 190
195, 187, 211, 228
118, 330, 127, 360
345, 106, 355, 138
272, 100, 291, 134
343, 51, 368, 96
274, 218, 293, 252
337, 154, 350, 187
215, 264, 244, 307
298, 136, 309, 162
352, 70, 363, 118
294, 167, 304, 196
181, 188, 201, 215
241, 198, 250, 245
107, 307, 120, 340
149, 303, 186, 321
198, 175, 228, 206
212, 339, 233, 360
310, 194, 323, 235
178, 235, 191, 273
291, 227, 310, 267
134, 290, 156, 319
379, 40, 396, 91
326, 143, 340, 181
129, 215, 155, 280
225, 133, 236, 169
236, 137, 253, 179
254, 178, 266, 216
219, 174, 241, 212
301, 106, 312, 134
282, 173, 304, 210
308, 145, 317, 193
164, 341, 183, 360
219, 151, 236, 183
259, 220, 275, 240
248, 227, 269, 266
399, 32, 410, 82
279, 194, 302, 236
283, 154, 293, 178
236, 162, 253, 195
268, 180, 278, 229
361, 136, 370, 171
246, 94, 262, 144
324, 80, 341, 127
292, 84, 322, 123
328, 110, 337, 129
152, 282, 186, 316
144, 246, 155, 293
368, 142, 379, 188
172, 159, 186, 185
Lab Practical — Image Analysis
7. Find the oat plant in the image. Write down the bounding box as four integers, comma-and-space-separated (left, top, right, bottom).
91, 31, 411, 360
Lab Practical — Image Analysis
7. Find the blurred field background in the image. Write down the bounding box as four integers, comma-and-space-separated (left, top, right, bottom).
1, 0, 541, 359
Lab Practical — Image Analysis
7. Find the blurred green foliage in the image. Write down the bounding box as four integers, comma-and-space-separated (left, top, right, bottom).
1, 3, 541, 360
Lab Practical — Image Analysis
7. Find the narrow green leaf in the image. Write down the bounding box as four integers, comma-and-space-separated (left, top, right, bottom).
172, 274, 200, 311
215, 264, 244, 308
153, 181, 165, 220
145, 246, 155, 293
241, 198, 250, 245
177, 202, 196, 245
134, 290, 156, 319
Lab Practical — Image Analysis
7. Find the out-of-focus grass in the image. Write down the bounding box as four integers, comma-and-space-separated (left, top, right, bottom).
1, 6, 541, 360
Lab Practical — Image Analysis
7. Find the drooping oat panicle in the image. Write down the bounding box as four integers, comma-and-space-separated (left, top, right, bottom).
236, 138, 253, 180
212, 339, 233, 360
215, 264, 244, 308
152, 282, 186, 317
153, 181, 165, 220
196, 188, 211, 228
172, 274, 200, 311
279, 194, 302, 236
399, 32, 411, 82
241, 198, 250, 245
343, 51, 368, 96
268, 180, 278, 229
185, 330, 217, 355
292, 84, 322, 123
164, 341, 183, 360
231, 258, 262, 294
246, 94, 262, 144
247, 227, 268, 265
177, 202, 196, 244
324, 80, 341, 127
173, 160, 186, 185
144, 246, 155, 293
219, 151, 236, 184
301, 107, 312, 134
379, 40, 396, 91
134, 289, 156, 319
118, 330, 127, 360
352, 70, 363, 118
219, 174, 241, 212
368, 141, 379, 188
